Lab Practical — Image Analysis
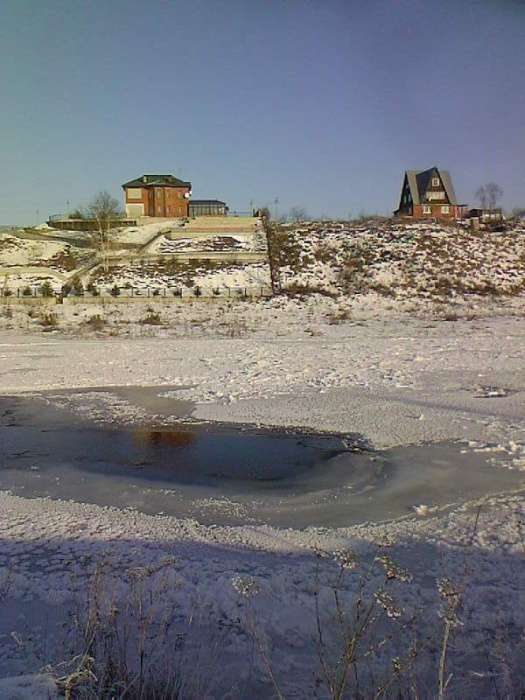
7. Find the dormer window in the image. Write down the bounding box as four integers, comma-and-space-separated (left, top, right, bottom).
432, 177, 440, 187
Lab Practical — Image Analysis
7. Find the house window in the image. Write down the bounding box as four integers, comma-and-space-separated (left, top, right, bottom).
178, 191, 183, 199
156, 188, 162, 197
422, 205, 431, 214
432, 178, 440, 187
441, 205, 450, 214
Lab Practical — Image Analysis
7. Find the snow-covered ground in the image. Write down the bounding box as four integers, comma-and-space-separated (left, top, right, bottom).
1, 219, 525, 697
0, 217, 269, 297
274, 218, 525, 298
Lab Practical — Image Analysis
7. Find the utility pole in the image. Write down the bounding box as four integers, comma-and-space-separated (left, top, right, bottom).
274, 197, 279, 222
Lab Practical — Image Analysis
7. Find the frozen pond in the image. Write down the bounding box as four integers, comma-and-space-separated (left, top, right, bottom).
0, 393, 523, 527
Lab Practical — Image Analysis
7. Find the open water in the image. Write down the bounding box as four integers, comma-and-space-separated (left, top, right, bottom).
0, 393, 523, 527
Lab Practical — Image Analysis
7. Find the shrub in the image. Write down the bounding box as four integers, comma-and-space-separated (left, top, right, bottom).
40, 312, 59, 328
327, 308, 352, 324
49, 249, 79, 271
140, 312, 163, 325
266, 225, 303, 271
52, 558, 188, 698
71, 277, 84, 296
22, 286, 33, 297
40, 280, 55, 298
85, 315, 107, 331
369, 281, 397, 298
110, 285, 121, 297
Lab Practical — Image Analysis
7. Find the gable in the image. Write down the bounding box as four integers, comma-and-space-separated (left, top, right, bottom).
403, 168, 458, 206
420, 168, 448, 203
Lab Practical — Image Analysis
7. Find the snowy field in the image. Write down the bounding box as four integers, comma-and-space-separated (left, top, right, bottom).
1, 295, 525, 698
1, 219, 525, 697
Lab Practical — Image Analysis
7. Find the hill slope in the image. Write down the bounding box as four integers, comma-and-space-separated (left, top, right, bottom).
274, 219, 525, 300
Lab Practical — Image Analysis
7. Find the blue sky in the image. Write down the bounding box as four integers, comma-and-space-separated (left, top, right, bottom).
1, 0, 524, 225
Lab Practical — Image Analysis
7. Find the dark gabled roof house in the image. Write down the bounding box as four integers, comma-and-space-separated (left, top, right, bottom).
394, 167, 467, 219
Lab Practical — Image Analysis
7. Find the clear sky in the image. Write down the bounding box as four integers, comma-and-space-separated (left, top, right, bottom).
1, 0, 524, 225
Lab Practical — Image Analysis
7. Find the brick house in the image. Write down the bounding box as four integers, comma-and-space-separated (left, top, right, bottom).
122, 174, 192, 219
394, 167, 467, 219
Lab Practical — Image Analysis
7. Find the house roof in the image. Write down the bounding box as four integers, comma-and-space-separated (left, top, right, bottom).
405, 168, 458, 205
190, 199, 227, 206
122, 174, 191, 189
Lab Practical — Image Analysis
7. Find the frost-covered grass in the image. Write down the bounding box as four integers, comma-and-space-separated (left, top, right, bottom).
2, 493, 525, 698
275, 218, 525, 300
2, 217, 524, 302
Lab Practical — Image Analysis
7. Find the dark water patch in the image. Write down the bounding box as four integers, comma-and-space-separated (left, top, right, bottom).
0, 394, 523, 528
0, 420, 351, 487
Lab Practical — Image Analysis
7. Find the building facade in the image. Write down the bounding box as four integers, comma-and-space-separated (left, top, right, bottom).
394, 168, 467, 219
188, 200, 228, 217
122, 174, 192, 219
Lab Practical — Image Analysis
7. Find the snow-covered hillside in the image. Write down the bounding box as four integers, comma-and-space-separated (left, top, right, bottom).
275, 218, 525, 299
2, 219, 524, 303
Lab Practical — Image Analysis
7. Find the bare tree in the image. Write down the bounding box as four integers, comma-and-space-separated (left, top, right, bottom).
83, 190, 124, 269
510, 207, 525, 220
475, 183, 503, 211
288, 206, 308, 223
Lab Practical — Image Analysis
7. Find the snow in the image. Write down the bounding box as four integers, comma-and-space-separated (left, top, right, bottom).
0, 234, 70, 268
0, 674, 58, 699
1, 219, 525, 696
